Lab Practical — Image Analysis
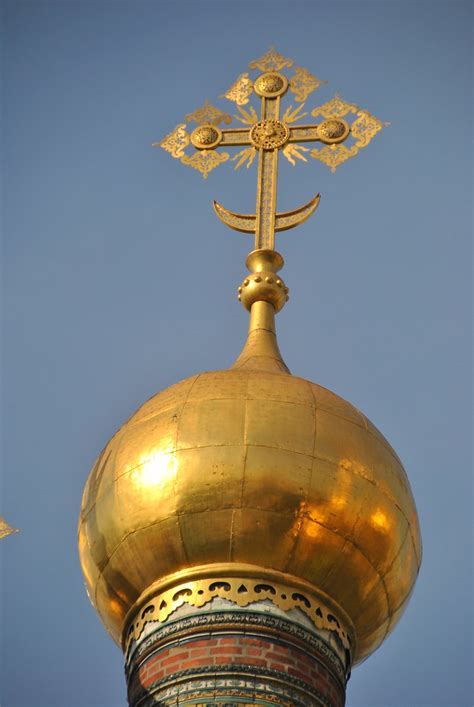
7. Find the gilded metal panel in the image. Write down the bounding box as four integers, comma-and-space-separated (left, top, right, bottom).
81, 482, 123, 572
288, 518, 346, 586
80, 440, 120, 516
131, 377, 197, 424
187, 370, 248, 401
174, 445, 245, 514
115, 456, 176, 532
77, 522, 101, 599
321, 540, 388, 622
242, 445, 312, 513
314, 409, 415, 515
245, 397, 315, 456
409, 508, 423, 566
382, 530, 419, 614
114, 407, 180, 483
357, 619, 390, 662
311, 383, 367, 428
352, 578, 391, 634
363, 416, 402, 464
95, 574, 129, 642
231, 508, 300, 566
386, 594, 412, 639
178, 509, 234, 565
350, 478, 408, 575
99, 516, 188, 607
307, 456, 366, 537
177, 398, 246, 450
247, 370, 314, 405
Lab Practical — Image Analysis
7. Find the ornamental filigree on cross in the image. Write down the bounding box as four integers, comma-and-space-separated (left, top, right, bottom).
156, 47, 387, 251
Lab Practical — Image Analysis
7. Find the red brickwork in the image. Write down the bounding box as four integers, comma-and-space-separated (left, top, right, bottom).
132, 632, 345, 706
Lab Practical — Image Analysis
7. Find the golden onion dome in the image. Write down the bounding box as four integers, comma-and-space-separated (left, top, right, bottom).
78, 284, 421, 664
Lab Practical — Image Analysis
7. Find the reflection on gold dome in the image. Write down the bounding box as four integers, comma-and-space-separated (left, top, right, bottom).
78, 301, 421, 663
131, 450, 177, 490
371, 510, 390, 530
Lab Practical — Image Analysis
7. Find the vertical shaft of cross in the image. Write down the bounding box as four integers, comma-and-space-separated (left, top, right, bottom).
254, 96, 280, 251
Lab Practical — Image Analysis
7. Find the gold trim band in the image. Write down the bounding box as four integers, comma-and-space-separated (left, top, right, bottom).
123, 564, 354, 655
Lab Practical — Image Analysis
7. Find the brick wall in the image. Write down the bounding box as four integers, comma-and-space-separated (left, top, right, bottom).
129, 628, 346, 706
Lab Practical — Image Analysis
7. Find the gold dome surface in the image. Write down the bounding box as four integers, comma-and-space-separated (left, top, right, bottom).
78, 303, 421, 663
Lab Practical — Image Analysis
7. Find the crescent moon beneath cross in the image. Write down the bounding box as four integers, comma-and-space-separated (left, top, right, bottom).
213, 193, 321, 234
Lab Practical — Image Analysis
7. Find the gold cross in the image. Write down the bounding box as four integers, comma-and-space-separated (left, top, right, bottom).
157, 48, 386, 252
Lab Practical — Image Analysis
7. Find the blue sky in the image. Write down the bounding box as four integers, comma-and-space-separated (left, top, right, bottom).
1, 1, 472, 706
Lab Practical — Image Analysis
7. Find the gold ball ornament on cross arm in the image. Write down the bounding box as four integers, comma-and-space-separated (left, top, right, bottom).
316, 118, 350, 144
190, 124, 223, 150
254, 71, 289, 98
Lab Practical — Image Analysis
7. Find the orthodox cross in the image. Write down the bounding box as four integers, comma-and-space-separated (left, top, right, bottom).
157, 48, 386, 252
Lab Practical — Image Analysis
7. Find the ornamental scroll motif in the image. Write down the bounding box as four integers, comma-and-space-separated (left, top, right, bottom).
311, 94, 359, 119
290, 66, 327, 102
185, 100, 232, 126
124, 575, 353, 653
248, 47, 294, 72
159, 124, 190, 158
180, 150, 230, 178
222, 72, 254, 106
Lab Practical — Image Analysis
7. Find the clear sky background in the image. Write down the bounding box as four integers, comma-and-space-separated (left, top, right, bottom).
1, 1, 472, 706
